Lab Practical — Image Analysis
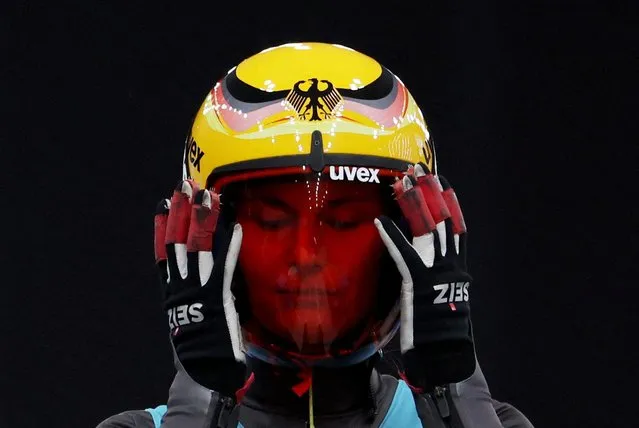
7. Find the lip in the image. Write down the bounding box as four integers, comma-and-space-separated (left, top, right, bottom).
276, 291, 332, 309
276, 271, 334, 292
276, 288, 335, 295
275, 281, 340, 296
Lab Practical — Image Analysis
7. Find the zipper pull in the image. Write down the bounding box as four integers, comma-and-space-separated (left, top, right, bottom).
215, 396, 236, 428
433, 386, 450, 419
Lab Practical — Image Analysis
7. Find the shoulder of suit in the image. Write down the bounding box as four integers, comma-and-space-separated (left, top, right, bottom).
96, 410, 153, 428
491, 399, 535, 428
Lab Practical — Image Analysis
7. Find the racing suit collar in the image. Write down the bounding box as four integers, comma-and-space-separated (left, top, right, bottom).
241, 356, 382, 418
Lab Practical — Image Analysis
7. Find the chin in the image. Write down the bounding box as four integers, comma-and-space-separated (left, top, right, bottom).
277, 315, 358, 348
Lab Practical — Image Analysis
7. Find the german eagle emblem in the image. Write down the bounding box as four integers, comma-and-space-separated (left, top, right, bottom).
285, 78, 343, 121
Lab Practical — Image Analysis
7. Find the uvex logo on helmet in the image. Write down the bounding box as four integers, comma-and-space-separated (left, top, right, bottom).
329, 166, 380, 183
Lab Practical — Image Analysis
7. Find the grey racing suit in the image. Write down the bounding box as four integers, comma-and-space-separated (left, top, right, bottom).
96, 354, 533, 428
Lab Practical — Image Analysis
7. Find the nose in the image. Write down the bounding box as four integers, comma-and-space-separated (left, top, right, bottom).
292, 216, 325, 275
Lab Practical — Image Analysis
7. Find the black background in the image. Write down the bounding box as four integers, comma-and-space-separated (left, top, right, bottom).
3, 1, 636, 427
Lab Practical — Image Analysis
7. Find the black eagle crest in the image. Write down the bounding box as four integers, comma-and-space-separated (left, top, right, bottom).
285, 78, 343, 121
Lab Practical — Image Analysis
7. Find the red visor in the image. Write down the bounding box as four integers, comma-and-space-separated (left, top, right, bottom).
225, 168, 402, 364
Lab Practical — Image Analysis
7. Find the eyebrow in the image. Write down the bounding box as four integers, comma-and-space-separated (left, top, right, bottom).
255, 196, 295, 212
326, 196, 369, 207
253, 195, 370, 211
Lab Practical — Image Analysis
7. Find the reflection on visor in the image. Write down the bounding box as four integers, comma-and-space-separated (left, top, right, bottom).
232, 171, 398, 360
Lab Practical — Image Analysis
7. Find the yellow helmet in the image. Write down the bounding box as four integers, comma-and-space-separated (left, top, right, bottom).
181, 42, 438, 367
183, 42, 435, 190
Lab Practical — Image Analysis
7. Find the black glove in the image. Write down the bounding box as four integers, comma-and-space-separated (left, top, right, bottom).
154, 179, 246, 397
374, 167, 475, 389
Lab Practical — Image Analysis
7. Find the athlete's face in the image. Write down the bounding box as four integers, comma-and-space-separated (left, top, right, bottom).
236, 177, 385, 352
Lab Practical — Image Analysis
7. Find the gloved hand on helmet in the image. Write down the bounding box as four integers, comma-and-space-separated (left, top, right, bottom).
375, 164, 476, 390
153, 179, 246, 399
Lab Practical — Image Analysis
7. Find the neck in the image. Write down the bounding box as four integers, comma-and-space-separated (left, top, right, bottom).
241, 356, 380, 417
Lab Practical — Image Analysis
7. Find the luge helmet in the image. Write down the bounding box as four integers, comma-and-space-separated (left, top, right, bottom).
183, 42, 436, 367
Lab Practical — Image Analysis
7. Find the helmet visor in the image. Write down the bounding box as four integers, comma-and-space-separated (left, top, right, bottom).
227, 169, 400, 362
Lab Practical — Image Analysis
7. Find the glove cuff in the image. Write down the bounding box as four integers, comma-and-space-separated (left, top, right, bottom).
403, 340, 476, 390
182, 357, 247, 399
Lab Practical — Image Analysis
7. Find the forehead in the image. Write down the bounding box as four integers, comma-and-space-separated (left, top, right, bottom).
238, 176, 383, 204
